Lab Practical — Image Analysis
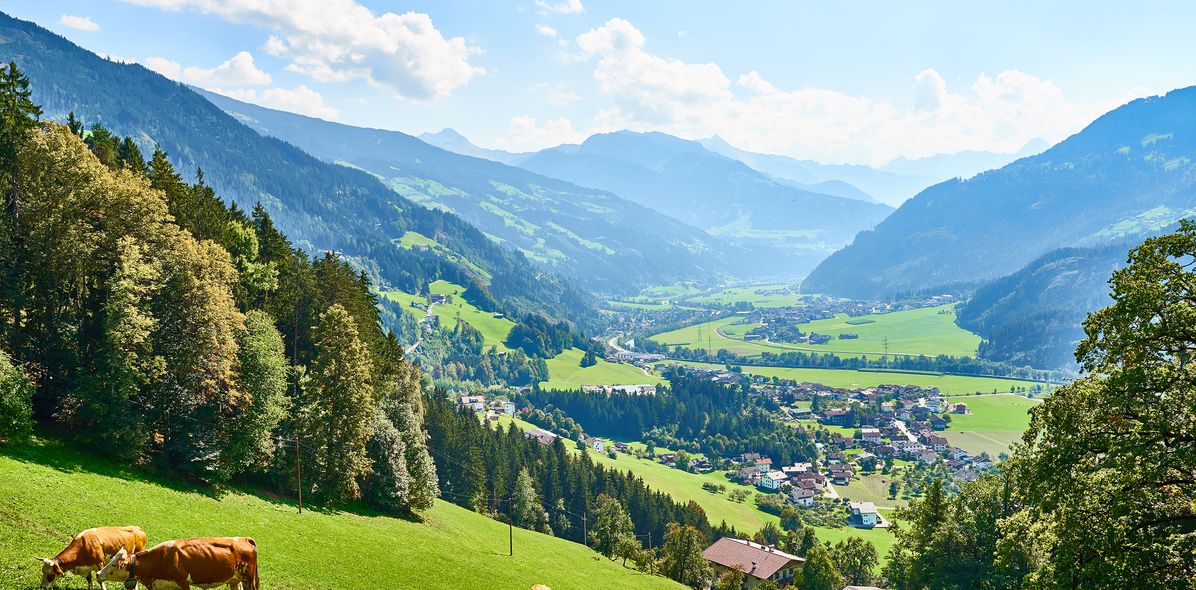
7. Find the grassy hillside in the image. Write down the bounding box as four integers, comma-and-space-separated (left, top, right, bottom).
382, 280, 515, 351
0, 440, 682, 590
651, 305, 981, 359
540, 349, 664, 391
661, 362, 1050, 396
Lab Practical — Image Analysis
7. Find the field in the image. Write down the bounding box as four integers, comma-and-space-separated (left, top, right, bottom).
380, 280, 515, 351
493, 417, 897, 560
679, 284, 806, 308
942, 394, 1040, 456
665, 361, 1051, 395
540, 348, 664, 391
0, 440, 681, 590
793, 305, 980, 357
651, 305, 981, 359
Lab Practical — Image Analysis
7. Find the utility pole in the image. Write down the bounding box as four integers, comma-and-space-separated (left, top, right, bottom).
294, 434, 303, 514
507, 498, 513, 557
582, 513, 588, 547
647, 531, 651, 550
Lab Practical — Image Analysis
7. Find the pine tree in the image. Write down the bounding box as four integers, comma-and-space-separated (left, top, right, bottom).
302, 304, 376, 503
0, 61, 41, 218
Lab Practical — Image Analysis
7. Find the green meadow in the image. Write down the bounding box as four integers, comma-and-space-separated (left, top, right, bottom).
664, 361, 1050, 396
380, 279, 515, 351
793, 304, 980, 357
0, 440, 682, 590
540, 348, 664, 390
680, 284, 806, 308
651, 304, 982, 359
941, 394, 1040, 456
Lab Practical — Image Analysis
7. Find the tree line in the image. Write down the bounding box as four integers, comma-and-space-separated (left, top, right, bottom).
522, 374, 818, 466
0, 64, 435, 514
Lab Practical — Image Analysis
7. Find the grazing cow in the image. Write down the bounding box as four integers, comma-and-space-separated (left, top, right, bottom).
98, 537, 258, 590
37, 526, 147, 589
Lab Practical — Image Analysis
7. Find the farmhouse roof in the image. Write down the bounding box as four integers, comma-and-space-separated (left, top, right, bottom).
702, 537, 804, 580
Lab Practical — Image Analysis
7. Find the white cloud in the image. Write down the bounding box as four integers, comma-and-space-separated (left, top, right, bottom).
143, 56, 182, 79
535, 0, 584, 15
535, 24, 558, 37
182, 51, 272, 86
567, 18, 1122, 164
122, 0, 483, 100
60, 15, 100, 31
498, 115, 585, 151
214, 85, 340, 119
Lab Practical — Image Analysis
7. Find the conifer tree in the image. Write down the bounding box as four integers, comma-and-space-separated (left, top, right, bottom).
302, 303, 376, 502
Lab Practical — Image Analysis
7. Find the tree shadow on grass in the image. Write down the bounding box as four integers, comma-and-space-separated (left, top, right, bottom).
0, 436, 427, 523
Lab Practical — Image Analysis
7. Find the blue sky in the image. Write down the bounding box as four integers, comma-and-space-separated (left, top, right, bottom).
10, 1, 1196, 164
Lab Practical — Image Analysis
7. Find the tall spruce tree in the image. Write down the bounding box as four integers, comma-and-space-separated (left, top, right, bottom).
302, 303, 376, 503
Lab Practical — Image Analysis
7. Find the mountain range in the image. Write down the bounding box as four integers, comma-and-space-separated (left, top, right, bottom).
517, 131, 894, 277
202, 89, 733, 294
802, 86, 1196, 301
0, 11, 598, 327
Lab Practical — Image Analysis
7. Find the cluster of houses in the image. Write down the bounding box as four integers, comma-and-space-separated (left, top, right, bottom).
660, 363, 748, 386
456, 394, 516, 423
606, 350, 666, 368
579, 383, 658, 395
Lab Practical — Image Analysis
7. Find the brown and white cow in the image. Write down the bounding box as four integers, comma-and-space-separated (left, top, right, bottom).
97, 537, 258, 590
36, 526, 147, 589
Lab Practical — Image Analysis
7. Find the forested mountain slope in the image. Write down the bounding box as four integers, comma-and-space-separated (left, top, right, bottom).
802, 86, 1196, 300
520, 131, 893, 278
0, 12, 595, 327
956, 242, 1130, 369
200, 90, 733, 293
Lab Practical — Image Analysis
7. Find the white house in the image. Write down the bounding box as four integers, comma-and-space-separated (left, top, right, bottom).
860, 427, 882, 443
788, 488, 816, 506
458, 395, 486, 412
584, 436, 605, 453
759, 470, 788, 491
850, 501, 880, 527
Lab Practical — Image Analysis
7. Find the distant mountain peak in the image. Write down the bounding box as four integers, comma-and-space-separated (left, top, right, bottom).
421, 128, 472, 143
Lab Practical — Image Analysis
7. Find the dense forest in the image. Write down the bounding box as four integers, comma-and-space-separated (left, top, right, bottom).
523, 374, 819, 466
956, 241, 1130, 370
0, 67, 437, 513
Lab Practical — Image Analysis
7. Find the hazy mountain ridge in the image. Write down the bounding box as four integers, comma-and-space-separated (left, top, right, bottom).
802, 86, 1196, 301
518, 130, 894, 278
204, 91, 734, 293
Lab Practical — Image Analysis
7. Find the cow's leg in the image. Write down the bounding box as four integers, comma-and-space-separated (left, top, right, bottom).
229, 581, 242, 590
87, 571, 94, 590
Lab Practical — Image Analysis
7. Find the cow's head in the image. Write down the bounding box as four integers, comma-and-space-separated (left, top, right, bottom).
97, 548, 131, 585
35, 557, 63, 588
